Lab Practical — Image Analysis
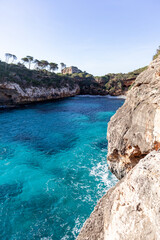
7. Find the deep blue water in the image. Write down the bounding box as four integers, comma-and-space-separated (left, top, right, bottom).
0, 95, 124, 240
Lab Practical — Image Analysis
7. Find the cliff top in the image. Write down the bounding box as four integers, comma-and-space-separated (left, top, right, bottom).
0, 61, 76, 89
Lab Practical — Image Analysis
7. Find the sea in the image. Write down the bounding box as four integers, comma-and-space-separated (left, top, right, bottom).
0, 95, 124, 240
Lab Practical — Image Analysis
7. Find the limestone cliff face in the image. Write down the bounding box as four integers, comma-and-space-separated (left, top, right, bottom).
0, 82, 80, 107
77, 151, 160, 240
107, 56, 160, 179
77, 57, 160, 239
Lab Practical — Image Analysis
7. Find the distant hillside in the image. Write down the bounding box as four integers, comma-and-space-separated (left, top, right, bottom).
69, 66, 147, 96
0, 59, 147, 107
0, 61, 80, 108
102, 66, 147, 95
0, 61, 75, 89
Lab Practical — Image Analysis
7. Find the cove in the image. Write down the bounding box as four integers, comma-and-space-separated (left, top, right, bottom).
0, 95, 124, 239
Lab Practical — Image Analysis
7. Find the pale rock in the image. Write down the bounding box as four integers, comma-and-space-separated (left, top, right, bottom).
107, 56, 160, 179
77, 151, 160, 240
0, 82, 80, 107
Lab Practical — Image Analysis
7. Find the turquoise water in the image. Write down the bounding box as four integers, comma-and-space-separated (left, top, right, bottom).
0, 95, 124, 240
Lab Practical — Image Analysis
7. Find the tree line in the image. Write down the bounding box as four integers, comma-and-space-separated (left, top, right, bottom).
4, 53, 66, 72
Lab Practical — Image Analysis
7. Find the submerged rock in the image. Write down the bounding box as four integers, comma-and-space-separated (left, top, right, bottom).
107, 56, 160, 179
77, 151, 160, 240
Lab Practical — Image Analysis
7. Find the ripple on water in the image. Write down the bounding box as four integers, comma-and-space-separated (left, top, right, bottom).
0, 96, 124, 239
93, 138, 108, 150
0, 182, 23, 202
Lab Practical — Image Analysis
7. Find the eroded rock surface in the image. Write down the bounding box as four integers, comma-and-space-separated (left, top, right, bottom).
107, 56, 160, 179
77, 151, 160, 240
0, 82, 80, 107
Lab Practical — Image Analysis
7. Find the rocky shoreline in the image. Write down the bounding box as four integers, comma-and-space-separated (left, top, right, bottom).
0, 82, 126, 109
0, 59, 146, 108
0, 82, 80, 108
1, 56, 160, 238
77, 56, 160, 239
0, 82, 128, 109
77, 151, 160, 240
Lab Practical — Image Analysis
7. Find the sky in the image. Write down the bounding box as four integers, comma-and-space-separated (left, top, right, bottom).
0, 0, 160, 75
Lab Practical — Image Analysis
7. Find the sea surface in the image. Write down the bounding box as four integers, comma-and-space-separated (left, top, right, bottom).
0, 95, 124, 240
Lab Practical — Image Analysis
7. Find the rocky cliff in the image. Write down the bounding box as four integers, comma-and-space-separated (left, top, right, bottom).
77, 56, 160, 239
0, 82, 80, 108
72, 67, 146, 96
0, 60, 146, 107
77, 151, 160, 240
107, 56, 160, 179
0, 61, 81, 107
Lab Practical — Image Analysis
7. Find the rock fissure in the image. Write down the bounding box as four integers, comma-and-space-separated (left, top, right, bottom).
77, 56, 160, 240
107, 56, 160, 179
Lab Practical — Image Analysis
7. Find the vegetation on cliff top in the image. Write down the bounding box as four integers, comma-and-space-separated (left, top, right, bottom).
0, 52, 148, 95
153, 46, 160, 60
102, 66, 147, 94
0, 60, 146, 95
0, 61, 75, 89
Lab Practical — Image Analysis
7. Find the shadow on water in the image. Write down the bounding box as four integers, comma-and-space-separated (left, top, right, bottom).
93, 138, 108, 150
13, 132, 78, 156
0, 182, 23, 202
0, 95, 124, 239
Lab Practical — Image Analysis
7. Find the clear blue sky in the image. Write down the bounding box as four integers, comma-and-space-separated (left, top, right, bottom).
0, 0, 160, 75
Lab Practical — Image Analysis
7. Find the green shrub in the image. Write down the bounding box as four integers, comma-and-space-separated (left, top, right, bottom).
153, 46, 160, 60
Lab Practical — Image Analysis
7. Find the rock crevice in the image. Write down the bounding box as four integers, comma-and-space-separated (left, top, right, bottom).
107, 56, 160, 179
77, 56, 160, 240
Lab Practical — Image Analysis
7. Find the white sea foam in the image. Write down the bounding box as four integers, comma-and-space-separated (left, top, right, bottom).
77, 94, 106, 98
61, 235, 70, 240
90, 157, 118, 192
72, 217, 83, 239
45, 178, 55, 193
77, 94, 126, 99
106, 95, 126, 99
40, 237, 53, 240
